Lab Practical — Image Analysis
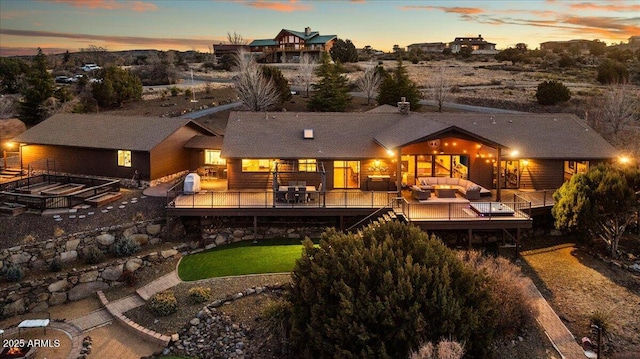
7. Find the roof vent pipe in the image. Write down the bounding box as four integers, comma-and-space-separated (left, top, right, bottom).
398, 97, 410, 115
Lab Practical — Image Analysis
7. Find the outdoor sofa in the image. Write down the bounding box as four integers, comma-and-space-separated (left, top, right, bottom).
416, 176, 490, 200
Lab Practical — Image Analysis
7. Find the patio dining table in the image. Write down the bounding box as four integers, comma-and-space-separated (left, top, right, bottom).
278, 185, 317, 202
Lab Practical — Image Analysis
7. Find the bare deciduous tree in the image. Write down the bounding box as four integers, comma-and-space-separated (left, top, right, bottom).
430, 66, 451, 112
298, 54, 315, 97
227, 31, 247, 45
602, 83, 640, 135
355, 64, 381, 105
233, 50, 279, 111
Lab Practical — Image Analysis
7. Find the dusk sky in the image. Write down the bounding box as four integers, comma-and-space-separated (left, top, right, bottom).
1, 0, 639, 57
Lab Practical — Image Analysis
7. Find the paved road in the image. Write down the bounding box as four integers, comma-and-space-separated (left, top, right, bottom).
178, 83, 528, 120
180, 101, 243, 119
342, 89, 527, 114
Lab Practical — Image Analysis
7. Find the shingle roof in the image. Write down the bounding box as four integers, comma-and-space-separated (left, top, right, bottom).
12, 114, 216, 152
222, 111, 617, 160
430, 113, 617, 159
221, 112, 394, 159
184, 135, 224, 149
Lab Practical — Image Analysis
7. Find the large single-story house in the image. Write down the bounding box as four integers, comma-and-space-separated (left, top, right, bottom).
249, 27, 337, 63
12, 114, 222, 181
221, 104, 617, 195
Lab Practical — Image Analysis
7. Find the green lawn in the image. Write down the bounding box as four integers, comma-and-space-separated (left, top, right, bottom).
177, 238, 311, 281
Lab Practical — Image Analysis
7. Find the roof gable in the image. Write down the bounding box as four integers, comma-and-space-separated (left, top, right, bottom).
13, 114, 217, 152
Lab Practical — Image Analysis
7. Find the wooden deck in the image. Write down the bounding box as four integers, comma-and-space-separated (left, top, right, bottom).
166, 189, 535, 230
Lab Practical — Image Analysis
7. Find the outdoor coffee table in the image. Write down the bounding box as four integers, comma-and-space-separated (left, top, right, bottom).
434, 185, 456, 198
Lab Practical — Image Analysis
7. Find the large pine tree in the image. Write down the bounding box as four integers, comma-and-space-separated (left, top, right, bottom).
377, 58, 422, 110
19, 48, 54, 125
307, 53, 351, 112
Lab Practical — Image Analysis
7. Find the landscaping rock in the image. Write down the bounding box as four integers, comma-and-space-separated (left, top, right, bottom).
122, 227, 137, 239
3, 298, 26, 317
125, 258, 143, 272
161, 249, 178, 258
68, 281, 109, 301
79, 270, 99, 283
49, 291, 67, 305
146, 224, 162, 235
130, 233, 149, 246
166, 307, 248, 359
8, 252, 31, 265
101, 265, 124, 281
48, 279, 70, 292
96, 233, 115, 246
60, 250, 78, 262
215, 235, 227, 245
66, 239, 80, 251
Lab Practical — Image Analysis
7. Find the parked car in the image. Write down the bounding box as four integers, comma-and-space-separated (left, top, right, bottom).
54, 76, 71, 84
81, 64, 101, 72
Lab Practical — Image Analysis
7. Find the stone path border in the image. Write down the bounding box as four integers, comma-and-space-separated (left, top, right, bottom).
523, 277, 586, 359
96, 291, 171, 346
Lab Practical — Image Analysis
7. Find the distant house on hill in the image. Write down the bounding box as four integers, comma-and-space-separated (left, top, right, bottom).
212, 43, 249, 60
12, 114, 222, 181
540, 39, 592, 53
407, 42, 447, 54
248, 27, 337, 63
449, 35, 497, 54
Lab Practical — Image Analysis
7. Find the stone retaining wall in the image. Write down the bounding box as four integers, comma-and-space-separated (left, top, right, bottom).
0, 219, 172, 317
0, 221, 325, 318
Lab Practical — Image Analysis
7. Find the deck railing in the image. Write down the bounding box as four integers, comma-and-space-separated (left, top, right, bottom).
397, 199, 531, 220
167, 190, 397, 209
512, 190, 554, 208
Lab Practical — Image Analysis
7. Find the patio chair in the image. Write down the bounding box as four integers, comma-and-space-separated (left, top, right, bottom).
275, 190, 286, 202
298, 187, 307, 202
309, 183, 322, 201
298, 181, 306, 188
287, 187, 297, 203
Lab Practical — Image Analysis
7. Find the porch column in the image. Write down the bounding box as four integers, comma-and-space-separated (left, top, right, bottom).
496, 147, 502, 202
396, 148, 402, 196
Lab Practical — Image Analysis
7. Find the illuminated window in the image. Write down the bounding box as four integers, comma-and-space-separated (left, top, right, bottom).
242, 159, 273, 172
117, 150, 131, 167
204, 150, 226, 165
298, 159, 317, 172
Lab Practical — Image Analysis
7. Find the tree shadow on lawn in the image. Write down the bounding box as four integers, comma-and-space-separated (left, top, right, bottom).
569, 244, 640, 296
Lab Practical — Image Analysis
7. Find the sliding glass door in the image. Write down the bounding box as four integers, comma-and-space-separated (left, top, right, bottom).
334, 161, 360, 189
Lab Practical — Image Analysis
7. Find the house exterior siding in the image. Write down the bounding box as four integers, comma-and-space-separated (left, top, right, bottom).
20, 144, 150, 180
519, 159, 564, 190
149, 125, 202, 180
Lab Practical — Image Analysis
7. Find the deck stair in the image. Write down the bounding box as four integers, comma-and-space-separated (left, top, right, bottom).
351, 210, 400, 238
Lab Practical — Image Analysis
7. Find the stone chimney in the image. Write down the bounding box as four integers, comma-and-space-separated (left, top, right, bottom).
397, 97, 410, 115
305, 27, 311, 36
